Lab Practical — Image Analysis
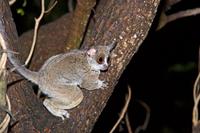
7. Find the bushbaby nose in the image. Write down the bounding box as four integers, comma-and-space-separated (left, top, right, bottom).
101, 64, 108, 71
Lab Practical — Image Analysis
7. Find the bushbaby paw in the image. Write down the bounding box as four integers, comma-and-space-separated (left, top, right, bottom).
59, 110, 70, 120
98, 80, 108, 89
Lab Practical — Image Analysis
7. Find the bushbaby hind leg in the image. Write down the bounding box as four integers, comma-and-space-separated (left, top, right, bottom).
43, 85, 83, 120
43, 98, 70, 120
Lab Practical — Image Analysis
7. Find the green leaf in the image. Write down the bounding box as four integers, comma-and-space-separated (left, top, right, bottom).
17, 8, 25, 16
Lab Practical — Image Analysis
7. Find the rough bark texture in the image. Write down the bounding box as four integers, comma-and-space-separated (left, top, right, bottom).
1, 0, 160, 132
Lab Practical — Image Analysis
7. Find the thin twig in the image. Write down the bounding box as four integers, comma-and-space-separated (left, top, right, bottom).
135, 101, 150, 133
0, 50, 19, 55
168, 8, 200, 23
24, 0, 57, 66
199, 48, 200, 72
193, 47, 200, 125
24, 0, 45, 66
45, 0, 58, 14
193, 72, 200, 126
9, 0, 16, 5
109, 85, 132, 133
0, 34, 7, 70
194, 73, 200, 101
125, 113, 133, 133
158, 7, 200, 30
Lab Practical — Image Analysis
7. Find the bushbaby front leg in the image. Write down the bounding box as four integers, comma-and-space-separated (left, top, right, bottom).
80, 71, 107, 90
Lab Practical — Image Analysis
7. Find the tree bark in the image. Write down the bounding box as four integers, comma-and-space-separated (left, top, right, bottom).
1, 0, 160, 132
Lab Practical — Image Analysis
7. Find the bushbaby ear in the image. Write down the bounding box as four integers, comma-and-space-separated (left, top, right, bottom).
108, 41, 117, 51
87, 48, 96, 56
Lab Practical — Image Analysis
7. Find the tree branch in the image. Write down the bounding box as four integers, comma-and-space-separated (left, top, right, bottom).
65, 0, 96, 50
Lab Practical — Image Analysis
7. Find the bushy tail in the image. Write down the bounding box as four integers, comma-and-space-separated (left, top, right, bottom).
0, 23, 39, 84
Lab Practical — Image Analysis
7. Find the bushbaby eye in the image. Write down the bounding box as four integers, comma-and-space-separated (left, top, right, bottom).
97, 56, 104, 64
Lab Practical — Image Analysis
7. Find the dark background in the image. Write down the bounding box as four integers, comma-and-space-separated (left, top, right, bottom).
11, 0, 199, 132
